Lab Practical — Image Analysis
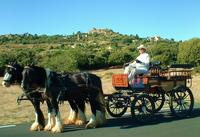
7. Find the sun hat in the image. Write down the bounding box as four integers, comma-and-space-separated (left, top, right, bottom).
137, 44, 146, 50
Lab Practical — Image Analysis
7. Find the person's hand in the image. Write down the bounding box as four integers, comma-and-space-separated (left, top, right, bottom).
124, 63, 129, 67
135, 59, 142, 63
123, 63, 129, 68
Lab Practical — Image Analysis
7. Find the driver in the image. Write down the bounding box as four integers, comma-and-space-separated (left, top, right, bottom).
124, 44, 150, 81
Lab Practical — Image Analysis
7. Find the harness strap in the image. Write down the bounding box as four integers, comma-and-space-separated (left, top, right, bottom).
45, 68, 52, 92
82, 72, 89, 87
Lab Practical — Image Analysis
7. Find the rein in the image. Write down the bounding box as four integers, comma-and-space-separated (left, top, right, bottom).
6, 65, 17, 70
20, 87, 46, 103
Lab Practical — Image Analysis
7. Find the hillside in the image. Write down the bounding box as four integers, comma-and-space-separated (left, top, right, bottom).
0, 28, 200, 74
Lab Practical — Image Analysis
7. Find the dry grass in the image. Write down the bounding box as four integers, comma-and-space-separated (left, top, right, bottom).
0, 84, 73, 125
0, 68, 199, 125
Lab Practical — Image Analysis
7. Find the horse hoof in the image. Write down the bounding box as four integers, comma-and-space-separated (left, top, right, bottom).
51, 125, 63, 133
75, 120, 86, 126
30, 122, 44, 131
64, 119, 75, 125
85, 123, 96, 129
44, 124, 54, 131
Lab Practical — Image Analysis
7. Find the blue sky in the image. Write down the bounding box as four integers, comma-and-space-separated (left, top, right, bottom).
0, 0, 199, 40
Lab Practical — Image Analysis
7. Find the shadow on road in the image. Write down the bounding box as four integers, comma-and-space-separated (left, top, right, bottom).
63, 125, 86, 132
61, 108, 200, 132
104, 108, 200, 129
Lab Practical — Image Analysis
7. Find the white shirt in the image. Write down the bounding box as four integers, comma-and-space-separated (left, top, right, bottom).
135, 53, 150, 70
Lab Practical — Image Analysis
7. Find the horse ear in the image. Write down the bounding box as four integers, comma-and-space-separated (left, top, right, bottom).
26, 63, 30, 67
30, 62, 35, 67
13, 60, 18, 65
10, 61, 16, 66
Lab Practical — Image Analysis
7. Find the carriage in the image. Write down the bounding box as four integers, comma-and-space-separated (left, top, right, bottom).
105, 62, 194, 122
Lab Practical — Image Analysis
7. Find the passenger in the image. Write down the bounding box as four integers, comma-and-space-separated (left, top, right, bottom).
124, 44, 150, 82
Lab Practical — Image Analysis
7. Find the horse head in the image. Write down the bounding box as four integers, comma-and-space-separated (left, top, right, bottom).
21, 65, 46, 93
2, 62, 23, 87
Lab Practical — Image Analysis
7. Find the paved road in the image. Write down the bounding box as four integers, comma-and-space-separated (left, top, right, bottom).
0, 108, 200, 137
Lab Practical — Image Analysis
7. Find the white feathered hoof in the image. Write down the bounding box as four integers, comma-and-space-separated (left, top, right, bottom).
85, 115, 96, 129
85, 122, 96, 129
64, 119, 76, 125
51, 124, 63, 133
44, 114, 55, 131
64, 110, 77, 125
75, 108, 86, 126
75, 120, 86, 126
44, 123, 54, 131
30, 122, 44, 131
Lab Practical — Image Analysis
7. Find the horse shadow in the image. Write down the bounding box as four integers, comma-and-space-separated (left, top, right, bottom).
63, 125, 86, 132
104, 108, 200, 129
62, 108, 200, 132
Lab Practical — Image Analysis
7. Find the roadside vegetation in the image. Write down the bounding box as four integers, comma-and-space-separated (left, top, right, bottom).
0, 28, 200, 75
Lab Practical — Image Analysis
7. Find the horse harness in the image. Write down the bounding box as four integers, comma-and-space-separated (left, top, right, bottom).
18, 71, 100, 104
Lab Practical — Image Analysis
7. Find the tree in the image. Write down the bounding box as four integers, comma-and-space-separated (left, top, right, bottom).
38, 50, 79, 73
149, 41, 179, 67
178, 38, 200, 66
108, 50, 132, 66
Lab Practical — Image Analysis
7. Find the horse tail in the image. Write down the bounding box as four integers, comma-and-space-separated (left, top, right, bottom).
96, 80, 106, 114
89, 74, 106, 117
83, 73, 106, 115
94, 76, 107, 126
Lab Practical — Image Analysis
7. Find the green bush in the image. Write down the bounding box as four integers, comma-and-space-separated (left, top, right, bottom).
108, 50, 132, 66
178, 38, 200, 67
38, 50, 79, 73
149, 41, 179, 67
15, 49, 38, 66
0, 52, 15, 75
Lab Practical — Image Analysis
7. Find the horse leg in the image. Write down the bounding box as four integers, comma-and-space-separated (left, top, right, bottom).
86, 91, 106, 128
30, 100, 45, 131
64, 100, 78, 125
44, 99, 55, 131
51, 100, 63, 133
86, 97, 97, 128
75, 99, 86, 126
95, 90, 106, 127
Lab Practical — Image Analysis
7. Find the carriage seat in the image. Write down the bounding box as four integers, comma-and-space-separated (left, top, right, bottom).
133, 61, 161, 78
148, 61, 162, 76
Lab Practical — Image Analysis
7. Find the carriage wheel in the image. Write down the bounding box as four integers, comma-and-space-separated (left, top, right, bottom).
106, 93, 129, 117
149, 87, 165, 113
131, 94, 155, 123
169, 85, 194, 118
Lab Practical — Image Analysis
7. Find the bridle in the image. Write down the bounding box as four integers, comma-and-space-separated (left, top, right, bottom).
3, 65, 18, 82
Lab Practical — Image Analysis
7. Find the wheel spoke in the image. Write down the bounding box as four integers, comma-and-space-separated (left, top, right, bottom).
182, 104, 187, 110
178, 105, 182, 112
183, 93, 189, 100
176, 92, 181, 99
155, 101, 160, 107
184, 102, 191, 107
174, 103, 179, 110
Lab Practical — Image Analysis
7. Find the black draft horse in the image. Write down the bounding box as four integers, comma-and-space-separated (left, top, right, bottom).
2, 63, 47, 131
2, 62, 23, 87
21, 65, 106, 132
